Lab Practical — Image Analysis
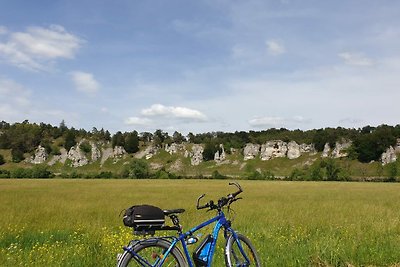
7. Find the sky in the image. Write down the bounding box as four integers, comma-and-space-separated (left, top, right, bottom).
1, 0, 399, 134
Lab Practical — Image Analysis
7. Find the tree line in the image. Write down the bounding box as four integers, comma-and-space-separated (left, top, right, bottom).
1, 120, 400, 164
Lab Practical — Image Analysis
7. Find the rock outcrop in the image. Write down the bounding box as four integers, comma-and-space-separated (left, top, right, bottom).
214, 144, 226, 162
300, 144, 316, 154
113, 146, 126, 158
190, 144, 204, 166
243, 141, 316, 161
287, 141, 301, 159
321, 143, 331, 158
381, 146, 397, 165
243, 144, 260, 160
67, 142, 89, 167
260, 141, 288, 161
91, 142, 101, 161
165, 143, 184, 155
331, 140, 352, 158
30, 145, 48, 164
47, 148, 68, 166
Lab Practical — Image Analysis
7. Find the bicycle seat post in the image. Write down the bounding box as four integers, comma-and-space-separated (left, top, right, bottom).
169, 214, 182, 234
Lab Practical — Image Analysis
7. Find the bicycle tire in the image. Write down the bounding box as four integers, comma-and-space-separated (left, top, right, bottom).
225, 233, 261, 267
117, 238, 186, 267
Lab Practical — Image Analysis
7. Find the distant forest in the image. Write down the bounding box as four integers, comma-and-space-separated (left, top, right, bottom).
0, 120, 400, 164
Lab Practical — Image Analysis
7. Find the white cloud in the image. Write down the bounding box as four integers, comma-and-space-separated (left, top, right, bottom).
248, 116, 285, 128
70, 71, 100, 94
338, 52, 374, 67
124, 117, 153, 126
0, 78, 31, 120
141, 104, 207, 122
266, 39, 286, 56
248, 116, 309, 128
0, 25, 83, 71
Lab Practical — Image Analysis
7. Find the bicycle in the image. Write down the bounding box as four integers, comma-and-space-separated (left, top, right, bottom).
117, 182, 261, 267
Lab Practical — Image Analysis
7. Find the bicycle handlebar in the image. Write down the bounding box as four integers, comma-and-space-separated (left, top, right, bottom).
196, 182, 243, 211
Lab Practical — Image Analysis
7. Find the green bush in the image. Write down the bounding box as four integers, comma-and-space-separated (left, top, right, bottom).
0, 169, 10, 178
288, 168, 306, 181
79, 141, 92, 154
31, 165, 53, 178
11, 168, 32, 178
11, 148, 25, 163
211, 170, 227, 179
126, 159, 150, 179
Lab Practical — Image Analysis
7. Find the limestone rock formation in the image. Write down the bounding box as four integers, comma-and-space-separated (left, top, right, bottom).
287, 141, 301, 160
321, 143, 331, 158
214, 144, 226, 162
331, 140, 352, 158
30, 145, 48, 164
243, 144, 260, 160
91, 141, 101, 161
100, 147, 113, 165
190, 144, 204, 166
300, 144, 316, 154
165, 143, 184, 155
260, 141, 287, 161
381, 146, 397, 165
67, 142, 89, 167
395, 138, 400, 154
113, 146, 126, 158
47, 148, 68, 166
145, 146, 158, 160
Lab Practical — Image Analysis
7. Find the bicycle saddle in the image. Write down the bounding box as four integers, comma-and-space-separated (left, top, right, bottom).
163, 209, 185, 216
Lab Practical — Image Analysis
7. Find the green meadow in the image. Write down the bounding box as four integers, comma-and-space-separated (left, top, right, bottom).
1, 179, 400, 266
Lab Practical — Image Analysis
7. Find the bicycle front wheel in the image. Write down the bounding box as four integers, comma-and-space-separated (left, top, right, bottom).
117, 238, 186, 267
225, 233, 261, 267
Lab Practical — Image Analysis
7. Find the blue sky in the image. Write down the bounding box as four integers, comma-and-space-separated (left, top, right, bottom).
1, 0, 399, 134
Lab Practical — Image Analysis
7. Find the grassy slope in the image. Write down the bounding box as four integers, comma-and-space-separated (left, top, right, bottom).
1, 179, 400, 266
0, 147, 395, 179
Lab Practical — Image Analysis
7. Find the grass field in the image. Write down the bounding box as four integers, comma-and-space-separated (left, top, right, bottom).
1, 179, 400, 266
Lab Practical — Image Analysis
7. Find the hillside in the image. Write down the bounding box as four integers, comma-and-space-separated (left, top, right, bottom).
0, 121, 399, 181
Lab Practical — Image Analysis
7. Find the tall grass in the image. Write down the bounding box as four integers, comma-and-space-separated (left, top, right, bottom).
1, 179, 400, 266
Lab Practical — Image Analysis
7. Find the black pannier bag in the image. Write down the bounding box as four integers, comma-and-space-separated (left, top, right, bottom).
123, 205, 165, 232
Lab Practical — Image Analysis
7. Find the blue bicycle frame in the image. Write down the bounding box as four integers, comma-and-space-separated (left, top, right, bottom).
123, 210, 251, 267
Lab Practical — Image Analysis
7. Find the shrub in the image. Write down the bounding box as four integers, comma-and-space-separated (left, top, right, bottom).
211, 170, 226, 179
11, 148, 24, 163
0, 169, 10, 178
96, 171, 113, 179
11, 168, 32, 178
288, 168, 306, 181
79, 141, 91, 154
127, 159, 150, 179
31, 165, 53, 178
309, 163, 323, 181
320, 159, 341, 181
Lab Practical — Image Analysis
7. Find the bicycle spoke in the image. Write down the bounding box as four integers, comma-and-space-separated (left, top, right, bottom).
128, 246, 180, 267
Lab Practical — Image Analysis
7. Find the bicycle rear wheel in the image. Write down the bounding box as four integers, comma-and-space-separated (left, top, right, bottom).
117, 238, 186, 267
225, 233, 261, 267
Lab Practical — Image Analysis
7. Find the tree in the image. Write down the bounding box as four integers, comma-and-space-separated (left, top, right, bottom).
124, 131, 139, 153
64, 131, 76, 151
11, 147, 25, 163
172, 131, 186, 144
153, 129, 168, 147
112, 131, 124, 148
203, 141, 218, 161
